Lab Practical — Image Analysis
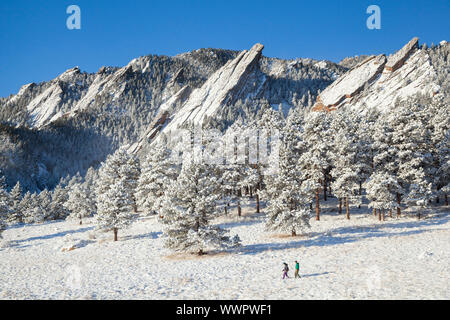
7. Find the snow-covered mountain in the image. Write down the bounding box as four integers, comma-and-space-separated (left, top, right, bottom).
0, 45, 341, 191
312, 37, 442, 112
0, 38, 447, 191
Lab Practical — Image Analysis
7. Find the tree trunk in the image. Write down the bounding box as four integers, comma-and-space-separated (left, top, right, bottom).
382, 208, 385, 221
249, 186, 253, 198
389, 208, 392, 218
373, 208, 376, 216
338, 198, 342, 214
378, 209, 381, 221
291, 228, 296, 237
345, 197, 350, 220
396, 193, 401, 217
315, 188, 320, 221
237, 201, 241, 217
79, 220, 82, 225
359, 181, 362, 196
113, 228, 118, 241
445, 194, 448, 206
224, 205, 227, 215
256, 194, 260, 213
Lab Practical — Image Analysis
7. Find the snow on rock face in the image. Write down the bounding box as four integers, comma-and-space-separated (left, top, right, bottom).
27, 83, 64, 127
352, 49, 440, 112
163, 43, 265, 132
385, 37, 419, 72
6, 83, 35, 106
24, 67, 82, 127
128, 43, 267, 155
128, 86, 192, 154
312, 37, 439, 112
313, 55, 386, 110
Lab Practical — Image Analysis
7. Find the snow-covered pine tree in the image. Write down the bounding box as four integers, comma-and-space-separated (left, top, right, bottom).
330, 111, 363, 219
82, 167, 99, 215
19, 192, 33, 223
96, 177, 136, 241
38, 189, 53, 220
371, 112, 402, 216
390, 98, 434, 218
0, 180, 8, 236
221, 122, 247, 217
50, 181, 70, 220
65, 183, 94, 224
0, 176, 11, 228
429, 98, 450, 205
263, 114, 312, 236
0, 204, 6, 238
96, 147, 140, 214
160, 162, 240, 255
7, 181, 23, 224
364, 172, 403, 221
23, 193, 44, 224
297, 111, 331, 220
135, 138, 178, 216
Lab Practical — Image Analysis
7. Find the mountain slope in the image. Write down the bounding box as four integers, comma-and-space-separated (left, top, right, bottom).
0, 45, 342, 191
312, 37, 442, 112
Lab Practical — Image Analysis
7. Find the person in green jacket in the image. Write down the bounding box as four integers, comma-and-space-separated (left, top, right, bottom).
294, 260, 301, 278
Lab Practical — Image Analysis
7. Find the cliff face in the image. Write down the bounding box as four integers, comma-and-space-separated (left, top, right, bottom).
312, 37, 440, 112
128, 43, 266, 153
163, 43, 265, 131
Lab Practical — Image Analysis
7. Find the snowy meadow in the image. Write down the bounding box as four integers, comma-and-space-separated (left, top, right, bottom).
0, 199, 448, 300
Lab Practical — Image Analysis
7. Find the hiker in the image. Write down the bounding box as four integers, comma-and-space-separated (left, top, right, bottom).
282, 262, 289, 279
294, 260, 301, 278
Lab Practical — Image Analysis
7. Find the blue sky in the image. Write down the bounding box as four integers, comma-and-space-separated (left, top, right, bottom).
1, 0, 449, 97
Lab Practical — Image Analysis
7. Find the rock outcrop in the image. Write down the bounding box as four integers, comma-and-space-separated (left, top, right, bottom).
163, 43, 265, 131
312, 37, 440, 112
385, 37, 419, 72
129, 43, 267, 154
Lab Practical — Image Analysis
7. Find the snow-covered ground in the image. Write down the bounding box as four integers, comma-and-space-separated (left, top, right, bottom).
1, 198, 449, 300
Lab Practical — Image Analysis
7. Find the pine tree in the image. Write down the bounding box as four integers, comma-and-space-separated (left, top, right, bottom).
364, 172, 403, 221
23, 193, 45, 224
50, 182, 70, 220
160, 162, 240, 255
19, 192, 33, 223
391, 98, 434, 217
430, 99, 449, 205
297, 111, 331, 220
39, 189, 53, 220
264, 114, 312, 236
135, 139, 177, 216
330, 114, 363, 219
96, 147, 140, 215
221, 123, 247, 217
0, 183, 8, 237
7, 181, 23, 224
0, 176, 11, 228
96, 177, 136, 241
65, 183, 94, 224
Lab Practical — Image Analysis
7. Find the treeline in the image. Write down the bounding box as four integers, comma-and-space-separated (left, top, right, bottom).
1, 94, 448, 255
